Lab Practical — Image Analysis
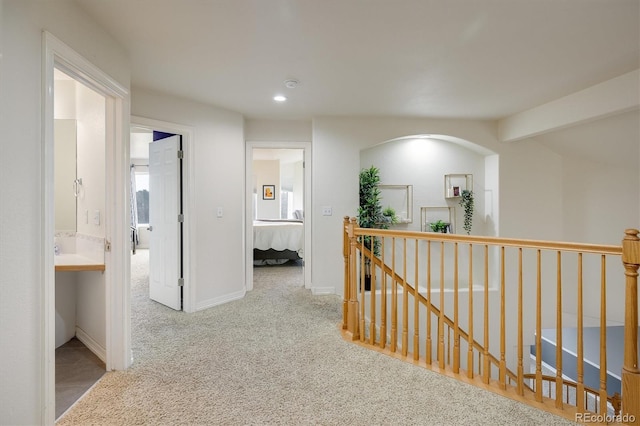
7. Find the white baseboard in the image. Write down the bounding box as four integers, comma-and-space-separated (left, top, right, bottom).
196, 289, 246, 311
75, 326, 106, 363
311, 287, 335, 295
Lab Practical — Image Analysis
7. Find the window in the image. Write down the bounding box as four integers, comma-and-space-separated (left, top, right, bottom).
135, 172, 149, 224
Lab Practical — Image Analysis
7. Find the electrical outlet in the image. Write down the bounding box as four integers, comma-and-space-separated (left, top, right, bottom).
322, 206, 332, 216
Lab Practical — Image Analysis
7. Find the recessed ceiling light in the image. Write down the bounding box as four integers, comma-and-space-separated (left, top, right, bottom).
273, 95, 287, 102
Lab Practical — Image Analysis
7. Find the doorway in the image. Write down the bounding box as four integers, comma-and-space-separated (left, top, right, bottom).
43, 32, 129, 424
245, 142, 312, 292
130, 116, 195, 313
53, 66, 108, 420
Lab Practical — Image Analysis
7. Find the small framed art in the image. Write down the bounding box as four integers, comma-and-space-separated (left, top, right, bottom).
263, 185, 275, 200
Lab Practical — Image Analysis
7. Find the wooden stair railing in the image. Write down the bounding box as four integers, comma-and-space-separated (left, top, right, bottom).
342, 217, 639, 424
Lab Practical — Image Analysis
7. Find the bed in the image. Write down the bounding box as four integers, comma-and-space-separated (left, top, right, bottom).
253, 219, 304, 265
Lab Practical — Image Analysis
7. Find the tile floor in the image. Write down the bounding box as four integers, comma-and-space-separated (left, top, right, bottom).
55, 338, 105, 420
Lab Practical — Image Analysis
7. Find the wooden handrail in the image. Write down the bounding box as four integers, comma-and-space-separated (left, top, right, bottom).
350, 227, 622, 255
522, 374, 622, 416
342, 221, 638, 423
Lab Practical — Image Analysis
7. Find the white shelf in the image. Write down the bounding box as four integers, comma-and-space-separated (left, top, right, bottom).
444, 174, 473, 199
420, 206, 456, 233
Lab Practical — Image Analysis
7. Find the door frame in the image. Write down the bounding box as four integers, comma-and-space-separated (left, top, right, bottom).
42, 31, 129, 423
131, 116, 195, 312
245, 141, 312, 291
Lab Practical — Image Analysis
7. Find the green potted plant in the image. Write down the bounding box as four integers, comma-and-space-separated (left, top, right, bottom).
459, 189, 474, 234
382, 206, 399, 225
429, 219, 449, 233
357, 166, 388, 290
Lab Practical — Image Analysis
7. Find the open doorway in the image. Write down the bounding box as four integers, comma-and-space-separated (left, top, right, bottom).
130, 116, 195, 315
53, 66, 108, 421
43, 32, 129, 424
252, 148, 305, 288
245, 142, 312, 292
130, 127, 184, 311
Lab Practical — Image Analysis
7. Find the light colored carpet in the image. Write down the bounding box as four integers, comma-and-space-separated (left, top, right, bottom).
57, 251, 575, 425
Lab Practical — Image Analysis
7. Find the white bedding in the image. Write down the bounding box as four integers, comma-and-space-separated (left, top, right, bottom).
253, 220, 304, 256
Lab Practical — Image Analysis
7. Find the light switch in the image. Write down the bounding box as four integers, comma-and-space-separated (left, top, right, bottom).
217, 207, 223, 218
322, 206, 332, 216
94, 210, 100, 225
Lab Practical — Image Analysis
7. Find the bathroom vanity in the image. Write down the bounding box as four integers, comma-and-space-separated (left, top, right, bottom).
54, 232, 106, 362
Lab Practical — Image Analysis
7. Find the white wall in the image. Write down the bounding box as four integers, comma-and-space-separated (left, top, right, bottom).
245, 119, 312, 142
292, 161, 304, 213
311, 117, 500, 295
254, 160, 280, 219
131, 87, 245, 310
0, 1, 129, 423
360, 136, 490, 236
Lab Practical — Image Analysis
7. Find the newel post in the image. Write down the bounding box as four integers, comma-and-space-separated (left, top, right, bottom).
343, 217, 350, 330
622, 229, 640, 423
347, 217, 360, 340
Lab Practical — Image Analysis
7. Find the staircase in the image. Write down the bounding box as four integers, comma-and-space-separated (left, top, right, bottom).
342, 218, 639, 424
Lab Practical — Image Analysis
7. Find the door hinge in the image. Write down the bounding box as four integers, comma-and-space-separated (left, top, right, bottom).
104, 240, 112, 252
178, 214, 184, 223
178, 278, 184, 287
177, 150, 184, 159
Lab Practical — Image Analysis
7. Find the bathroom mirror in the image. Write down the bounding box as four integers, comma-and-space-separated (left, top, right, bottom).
54, 119, 77, 232
53, 67, 107, 238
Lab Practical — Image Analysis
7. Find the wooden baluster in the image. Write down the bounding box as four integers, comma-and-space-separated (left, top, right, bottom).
426, 241, 432, 365
438, 241, 445, 369
347, 218, 359, 340
360, 231, 366, 343
555, 251, 564, 409
467, 243, 474, 379
483, 244, 490, 384
599, 255, 608, 415
413, 239, 420, 361
453, 242, 460, 373
391, 237, 397, 353
448, 325, 451, 366
402, 238, 408, 357
535, 249, 542, 401
499, 246, 506, 390
576, 253, 584, 412
517, 248, 524, 395
621, 229, 639, 422
370, 238, 377, 346
343, 217, 349, 330
380, 237, 387, 349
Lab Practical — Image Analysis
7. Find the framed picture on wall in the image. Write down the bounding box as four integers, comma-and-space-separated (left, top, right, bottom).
263, 185, 275, 200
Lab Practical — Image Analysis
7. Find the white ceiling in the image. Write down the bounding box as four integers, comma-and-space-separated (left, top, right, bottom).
74, 0, 639, 121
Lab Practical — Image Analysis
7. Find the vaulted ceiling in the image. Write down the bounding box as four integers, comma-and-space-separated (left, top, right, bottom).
74, 0, 639, 123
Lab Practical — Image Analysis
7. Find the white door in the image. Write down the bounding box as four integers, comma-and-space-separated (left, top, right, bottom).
149, 135, 182, 310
